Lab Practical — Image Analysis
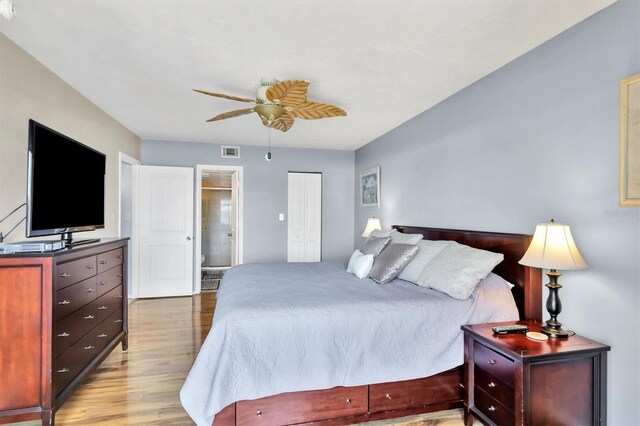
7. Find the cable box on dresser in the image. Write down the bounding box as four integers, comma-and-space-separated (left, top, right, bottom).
0, 238, 129, 425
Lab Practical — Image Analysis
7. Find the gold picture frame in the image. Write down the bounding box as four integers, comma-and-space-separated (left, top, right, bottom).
620, 73, 640, 206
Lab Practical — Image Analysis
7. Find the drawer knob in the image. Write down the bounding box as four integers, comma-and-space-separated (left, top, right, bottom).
83, 345, 95, 350
385, 393, 392, 400
115, 254, 122, 259
98, 306, 108, 310
58, 300, 71, 305
345, 398, 352, 405
488, 359, 497, 365
115, 319, 123, 323
117, 295, 124, 299
58, 332, 70, 337
488, 405, 496, 412
488, 381, 496, 388
57, 368, 70, 374
256, 410, 262, 417
84, 315, 95, 320
459, 383, 465, 389
99, 281, 106, 286
100, 260, 108, 264
115, 273, 123, 278
85, 288, 94, 292
86, 264, 95, 269
59, 272, 71, 278
98, 333, 108, 338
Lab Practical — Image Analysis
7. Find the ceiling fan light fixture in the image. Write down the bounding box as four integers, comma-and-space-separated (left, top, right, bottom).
254, 104, 285, 124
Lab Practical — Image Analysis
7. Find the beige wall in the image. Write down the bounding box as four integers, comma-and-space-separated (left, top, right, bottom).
0, 34, 141, 243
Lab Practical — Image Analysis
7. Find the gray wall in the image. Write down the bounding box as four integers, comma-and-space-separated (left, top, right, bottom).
144, 140, 354, 263
354, 1, 639, 424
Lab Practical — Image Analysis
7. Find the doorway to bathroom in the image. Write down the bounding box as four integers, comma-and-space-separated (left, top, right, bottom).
195, 165, 243, 293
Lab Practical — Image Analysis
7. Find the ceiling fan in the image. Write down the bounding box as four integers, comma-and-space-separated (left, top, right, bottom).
193, 78, 347, 132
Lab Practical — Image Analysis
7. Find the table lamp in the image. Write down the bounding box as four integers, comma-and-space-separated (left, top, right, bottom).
361, 217, 382, 238
519, 219, 588, 337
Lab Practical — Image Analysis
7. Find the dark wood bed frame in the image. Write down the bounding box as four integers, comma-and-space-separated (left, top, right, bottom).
213, 226, 542, 426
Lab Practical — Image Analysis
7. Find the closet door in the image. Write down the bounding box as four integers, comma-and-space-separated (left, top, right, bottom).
287, 173, 322, 262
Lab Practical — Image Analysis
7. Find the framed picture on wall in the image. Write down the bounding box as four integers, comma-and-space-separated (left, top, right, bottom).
360, 166, 380, 208
620, 73, 640, 206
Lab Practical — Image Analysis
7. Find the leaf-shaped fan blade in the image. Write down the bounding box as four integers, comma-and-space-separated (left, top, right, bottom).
193, 89, 256, 103
288, 102, 347, 120
266, 80, 309, 107
206, 108, 255, 122
262, 112, 294, 132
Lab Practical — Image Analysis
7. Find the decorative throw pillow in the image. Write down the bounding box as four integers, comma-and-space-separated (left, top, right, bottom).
361, 236, 391, 257
369, 244, 420, 285
417, 242, 504, 300
390, 231, 423, 245
346, 250, 375, 279
366, 229, 396, 243
398, 240, 452, 283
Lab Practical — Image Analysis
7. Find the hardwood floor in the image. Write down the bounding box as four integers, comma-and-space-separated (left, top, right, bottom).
55, 293, 467, 425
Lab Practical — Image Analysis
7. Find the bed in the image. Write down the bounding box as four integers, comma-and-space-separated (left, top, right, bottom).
181, 226, 542, 426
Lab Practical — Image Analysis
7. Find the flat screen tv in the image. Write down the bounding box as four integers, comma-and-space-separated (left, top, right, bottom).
27, 119, 106, 246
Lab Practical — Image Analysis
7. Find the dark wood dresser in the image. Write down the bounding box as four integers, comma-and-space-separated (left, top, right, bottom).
0, 239, 128, 425
462, 321, 610, 426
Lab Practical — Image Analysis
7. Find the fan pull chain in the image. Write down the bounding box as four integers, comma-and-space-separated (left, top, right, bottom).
265, 128, 272, 161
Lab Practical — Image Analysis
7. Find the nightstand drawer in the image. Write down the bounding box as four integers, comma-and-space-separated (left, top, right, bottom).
474, 386, 514, 425
474, 365, 514, 409
473, 341, 514, 386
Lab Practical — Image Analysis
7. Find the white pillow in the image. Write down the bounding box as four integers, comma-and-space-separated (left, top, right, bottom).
416, 242, 504, 300
398, 240, 452, 283
390, 231, 423, 245
347, 249, 375, 279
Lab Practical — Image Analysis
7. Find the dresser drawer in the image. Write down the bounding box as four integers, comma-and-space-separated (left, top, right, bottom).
55, 276, 97, 321
96, 285, 123, 324
474, 386, 514, 425
97, 248, 124, 274
95, 309, 123, 353
54, 301, 97, 357
473, 342, 514, 387
474, 365, 514, 410
236, 385, 368, 425
53, 330, 98, 396
55, 255, 97, 290
370, 368, 463, 413
96, 264, 123, 297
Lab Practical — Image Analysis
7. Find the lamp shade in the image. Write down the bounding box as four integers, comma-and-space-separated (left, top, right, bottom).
519, 222, 588, 270
361, 217, 382, 238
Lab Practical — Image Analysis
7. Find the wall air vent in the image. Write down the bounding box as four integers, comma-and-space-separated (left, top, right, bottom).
221, 146, 240, 158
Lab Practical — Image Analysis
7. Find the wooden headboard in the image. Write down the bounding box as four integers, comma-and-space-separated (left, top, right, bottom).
393, 225, 542, 321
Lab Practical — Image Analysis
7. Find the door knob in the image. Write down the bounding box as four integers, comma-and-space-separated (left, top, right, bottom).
186, 236, 192, 241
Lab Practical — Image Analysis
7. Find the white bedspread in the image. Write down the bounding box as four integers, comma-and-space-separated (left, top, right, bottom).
180, 260, 518, 425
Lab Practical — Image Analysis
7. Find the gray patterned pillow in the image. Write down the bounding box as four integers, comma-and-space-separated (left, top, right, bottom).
369, 244, 420, 285
361, 236, 391, 257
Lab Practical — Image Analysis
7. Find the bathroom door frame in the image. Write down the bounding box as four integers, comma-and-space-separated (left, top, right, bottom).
194, 164, 244, 293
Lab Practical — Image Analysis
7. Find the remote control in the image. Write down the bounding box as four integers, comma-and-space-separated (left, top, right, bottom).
492, 324, 529, 334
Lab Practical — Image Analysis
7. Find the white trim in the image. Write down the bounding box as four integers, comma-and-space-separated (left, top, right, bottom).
118, 152, 141, 300
195, 164, 244, 294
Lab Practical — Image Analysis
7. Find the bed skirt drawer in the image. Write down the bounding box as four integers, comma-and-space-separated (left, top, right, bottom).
235, 385, 368, 426
369, 368, 463, 413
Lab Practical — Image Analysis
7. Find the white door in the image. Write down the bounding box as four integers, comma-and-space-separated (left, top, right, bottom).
288, 172, 322, 262
138, 165, 194, 298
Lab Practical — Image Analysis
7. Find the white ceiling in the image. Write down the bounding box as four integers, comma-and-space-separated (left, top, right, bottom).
0, 0, 615, 150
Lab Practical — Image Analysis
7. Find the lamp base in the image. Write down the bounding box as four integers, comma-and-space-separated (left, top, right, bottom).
540, 322, 569, 337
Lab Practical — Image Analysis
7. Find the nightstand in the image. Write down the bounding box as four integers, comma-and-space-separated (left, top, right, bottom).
462, 321, 610, 426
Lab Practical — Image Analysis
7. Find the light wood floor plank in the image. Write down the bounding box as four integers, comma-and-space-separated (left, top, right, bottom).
56, 293, 467, 425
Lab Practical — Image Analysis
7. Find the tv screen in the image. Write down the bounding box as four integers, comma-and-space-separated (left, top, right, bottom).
27, 120, 106, 239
